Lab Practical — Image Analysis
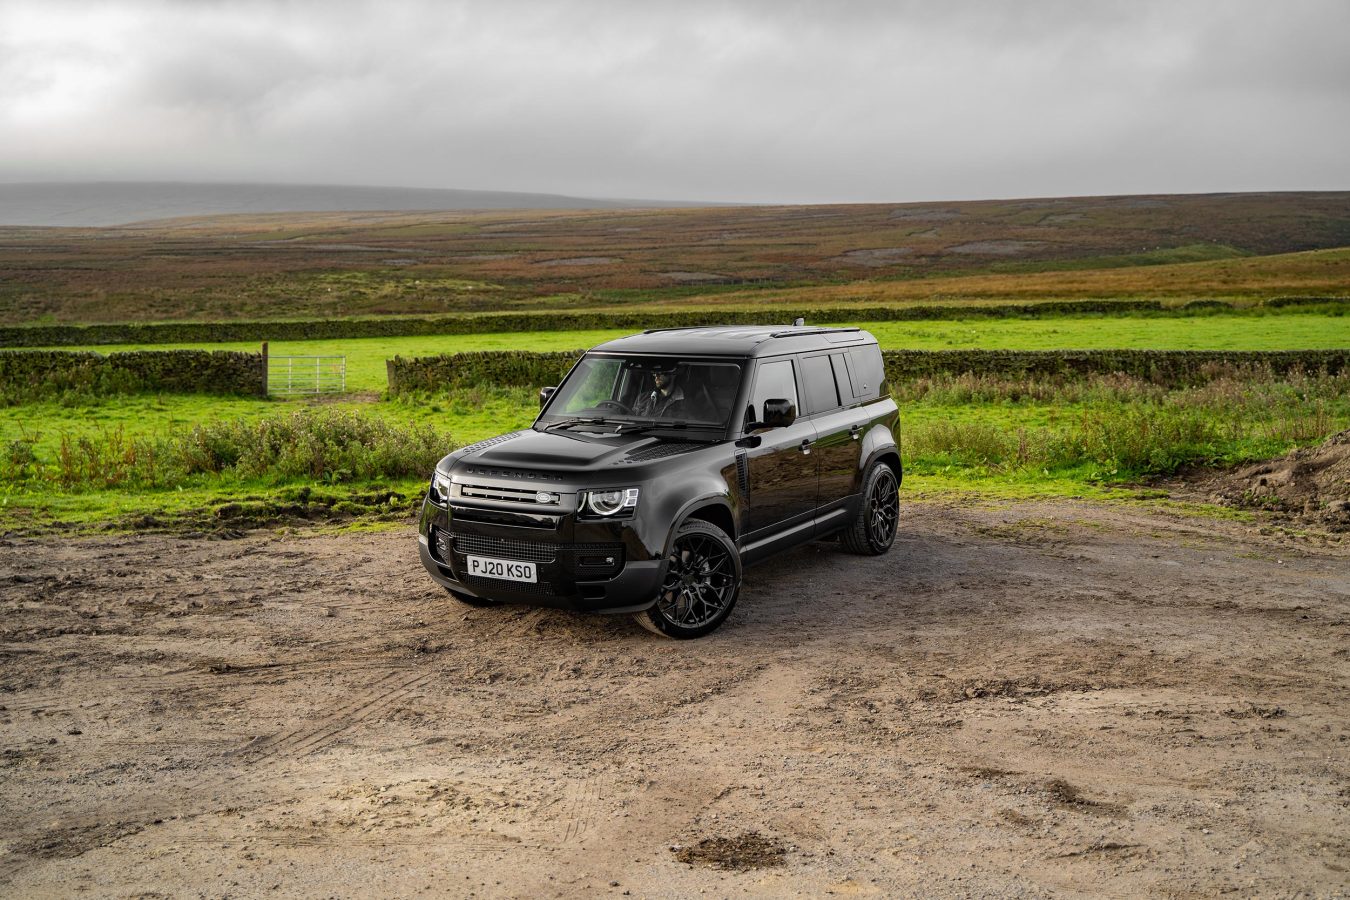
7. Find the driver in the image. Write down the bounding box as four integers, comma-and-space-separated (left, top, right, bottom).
634, 365, 686, 418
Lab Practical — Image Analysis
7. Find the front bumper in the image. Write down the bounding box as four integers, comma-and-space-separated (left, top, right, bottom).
417, 500, 666, 614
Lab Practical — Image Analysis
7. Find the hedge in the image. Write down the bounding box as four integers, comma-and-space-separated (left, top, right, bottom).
881, 349, 1350, 384
0, 349, 266, 404
387, 348, 1350, 394
3, 296, 1344, 348
388, 351, 582, 393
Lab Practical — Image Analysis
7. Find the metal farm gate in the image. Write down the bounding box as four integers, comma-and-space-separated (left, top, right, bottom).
267, 355, 346, 396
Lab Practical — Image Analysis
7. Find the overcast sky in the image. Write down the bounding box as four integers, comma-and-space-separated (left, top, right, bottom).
2, 0, 1348, 204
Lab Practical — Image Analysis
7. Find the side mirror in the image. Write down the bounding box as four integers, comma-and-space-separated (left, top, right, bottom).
761, 398, 796, 428
539, 386, 556, 409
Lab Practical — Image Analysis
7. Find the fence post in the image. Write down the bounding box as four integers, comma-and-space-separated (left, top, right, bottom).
260, 341, 269, 396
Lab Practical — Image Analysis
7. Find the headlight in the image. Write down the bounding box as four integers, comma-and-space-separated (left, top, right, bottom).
585, 487, 640, 516
428, 470, 452, 506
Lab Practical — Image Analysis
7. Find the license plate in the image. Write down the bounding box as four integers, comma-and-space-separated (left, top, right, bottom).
466, 555, 537, 583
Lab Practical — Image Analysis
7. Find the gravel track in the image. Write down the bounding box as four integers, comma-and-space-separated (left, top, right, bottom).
1, 500, 1346, 897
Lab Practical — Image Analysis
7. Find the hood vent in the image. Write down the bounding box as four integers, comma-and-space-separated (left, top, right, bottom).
623, 441, 702, 463
460, 431, 524, 456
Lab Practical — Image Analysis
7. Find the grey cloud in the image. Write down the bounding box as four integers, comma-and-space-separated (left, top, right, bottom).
1183, 3, 1350, 96
1, 0, 1346, 203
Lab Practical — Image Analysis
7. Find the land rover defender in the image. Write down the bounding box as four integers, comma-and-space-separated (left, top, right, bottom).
417, 325, 901, 638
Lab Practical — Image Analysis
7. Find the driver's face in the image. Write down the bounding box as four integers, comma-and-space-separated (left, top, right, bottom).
653, 371, 671, 387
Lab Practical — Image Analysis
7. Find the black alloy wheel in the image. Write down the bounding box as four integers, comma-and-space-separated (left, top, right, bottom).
842, 463, 900, 555
636, 519, 742, 639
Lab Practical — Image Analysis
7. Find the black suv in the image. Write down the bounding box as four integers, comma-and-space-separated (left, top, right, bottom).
418, 325, 901, 638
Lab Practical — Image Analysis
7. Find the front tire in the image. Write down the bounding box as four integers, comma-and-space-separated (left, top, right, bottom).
635, 519, 742, 639
841, 463, 899, 555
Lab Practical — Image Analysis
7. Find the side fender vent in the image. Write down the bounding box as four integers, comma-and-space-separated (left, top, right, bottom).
735, 450, 749, 496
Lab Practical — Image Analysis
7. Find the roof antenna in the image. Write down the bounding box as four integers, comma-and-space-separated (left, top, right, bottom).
793, 317, 805, 327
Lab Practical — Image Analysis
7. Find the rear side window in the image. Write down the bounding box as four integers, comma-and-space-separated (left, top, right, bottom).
847, 345, 886, 401
799, 354, 839, 414
747, 358, 798, 424
829, 354, 854, 405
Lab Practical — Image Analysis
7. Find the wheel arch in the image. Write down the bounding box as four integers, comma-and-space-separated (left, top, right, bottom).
871, 448, 903, 484
638, 511, 744, 639
855, 419, 902, 493
677, 498, 737, 543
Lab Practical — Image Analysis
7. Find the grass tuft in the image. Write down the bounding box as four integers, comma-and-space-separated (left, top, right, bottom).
7, 409, 455, 491
903, 369, 1347, 479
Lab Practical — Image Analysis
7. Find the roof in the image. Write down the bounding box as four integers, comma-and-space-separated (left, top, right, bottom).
588, 325, 875, 357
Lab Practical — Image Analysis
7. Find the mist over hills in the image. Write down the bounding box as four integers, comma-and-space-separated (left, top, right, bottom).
0, 182, 704, 227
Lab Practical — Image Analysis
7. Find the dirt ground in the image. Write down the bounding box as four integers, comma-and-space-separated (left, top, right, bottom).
1183, 429, 1350, 532
1, 499, 1347, 897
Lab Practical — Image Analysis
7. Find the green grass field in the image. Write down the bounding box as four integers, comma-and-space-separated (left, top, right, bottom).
4, 193, 1347, 533
39, 312, 1350, 391
5, 361, 1346, 532
0, 390, 536, 462
6, 300, 1349, 534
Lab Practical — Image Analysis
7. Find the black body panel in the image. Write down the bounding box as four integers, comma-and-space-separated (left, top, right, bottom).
417, 326, 901, 614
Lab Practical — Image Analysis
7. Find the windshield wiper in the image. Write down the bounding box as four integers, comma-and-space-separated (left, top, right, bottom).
543, 416, 611, 432
614, 420, 691, 433
546, 417, 709, 435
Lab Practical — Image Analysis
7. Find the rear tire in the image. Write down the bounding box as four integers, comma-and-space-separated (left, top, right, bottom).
635, 519, 742, 639
841, 463, 899, 555
443, 585, 502, 607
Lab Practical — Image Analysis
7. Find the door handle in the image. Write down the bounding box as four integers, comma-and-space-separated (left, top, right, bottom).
850, 424, 862, 441
799, 439, 812, 455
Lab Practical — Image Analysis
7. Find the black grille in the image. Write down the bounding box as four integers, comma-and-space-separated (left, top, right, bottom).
451, 533, 557, 563
735, 450, 749, 495
438, 527, 624, 594
562, 542, 625, 555
458, 480, 560, 505
466, 575, 555, 596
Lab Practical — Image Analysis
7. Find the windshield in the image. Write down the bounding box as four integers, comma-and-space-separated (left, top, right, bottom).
539, 355, 744, 429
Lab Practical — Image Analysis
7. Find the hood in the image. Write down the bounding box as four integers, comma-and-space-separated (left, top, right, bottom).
448, 428, 708, 474
467, 428, 634, 470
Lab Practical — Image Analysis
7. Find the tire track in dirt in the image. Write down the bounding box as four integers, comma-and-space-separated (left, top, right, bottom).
163, 830, 535, 853
0, 662, 440, 885
477, 605, 556, 640
561, 773, 609, 844
0, 651, 418, 715
4, 505, 1349, 894
234, 667, 433, 763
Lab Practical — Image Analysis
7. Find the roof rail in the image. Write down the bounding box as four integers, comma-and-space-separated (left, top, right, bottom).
636, 324, 865, 338
768, 326, 862, 338
641, 325, 714, 335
